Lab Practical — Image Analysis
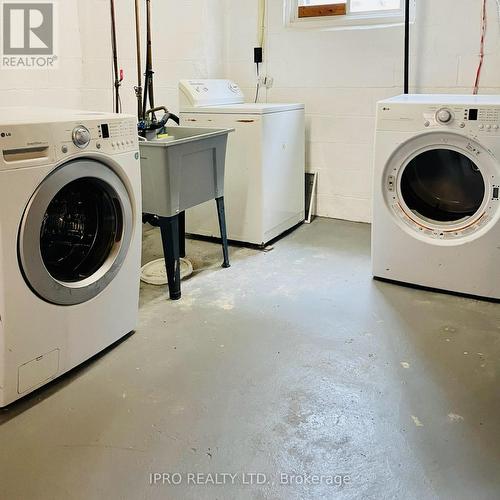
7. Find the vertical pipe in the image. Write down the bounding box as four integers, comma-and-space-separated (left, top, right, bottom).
134, 0, 143, 121
110, 0, 120, 112
146, 0, 154, 110
404, 0, 410, 94
142, 0, 155, 120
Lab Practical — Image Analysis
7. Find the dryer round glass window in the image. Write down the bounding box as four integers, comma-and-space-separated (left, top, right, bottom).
19, 159, 134, 306
383, 132, 500, 242
400, 149, 485, 224
40, 178, 122, 283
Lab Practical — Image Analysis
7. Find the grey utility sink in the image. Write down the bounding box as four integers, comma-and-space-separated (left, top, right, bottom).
139, 126, 234, 217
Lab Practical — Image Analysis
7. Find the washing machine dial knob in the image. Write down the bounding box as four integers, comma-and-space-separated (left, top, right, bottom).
436, 109, 453, 124
72, 126, 91, 148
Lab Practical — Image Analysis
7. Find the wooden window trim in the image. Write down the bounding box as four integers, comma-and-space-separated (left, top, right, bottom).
298, 3, 347, 18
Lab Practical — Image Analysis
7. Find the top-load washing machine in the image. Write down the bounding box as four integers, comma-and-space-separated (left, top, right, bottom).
179, 79, 305, 246
373, 94, 500, 299
0, 107, 142, 406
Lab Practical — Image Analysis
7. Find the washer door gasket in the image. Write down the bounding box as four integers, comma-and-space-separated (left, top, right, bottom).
19, 159, 134, 306
384, 132, 500, 241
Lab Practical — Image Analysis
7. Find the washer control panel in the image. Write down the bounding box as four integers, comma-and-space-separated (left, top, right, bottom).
179, 79, 244, 108
0, 116, 138, 171
57, 118, 137, 159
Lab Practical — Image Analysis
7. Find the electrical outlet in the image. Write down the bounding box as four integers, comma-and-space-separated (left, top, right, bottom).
258, 76, 274, 89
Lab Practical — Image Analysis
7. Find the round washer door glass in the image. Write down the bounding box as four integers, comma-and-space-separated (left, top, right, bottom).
19, 159, 134, 306
40, 178, 120, 282
400, 149, 485, 223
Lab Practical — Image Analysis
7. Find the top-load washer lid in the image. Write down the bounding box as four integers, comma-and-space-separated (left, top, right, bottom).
181, 103, 305, 115
179, 79, 304, 114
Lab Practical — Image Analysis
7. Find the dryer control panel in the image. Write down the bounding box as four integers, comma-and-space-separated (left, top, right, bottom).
461, 107, 500, 131
378, 100, 500, 135
422, 105, 500, 133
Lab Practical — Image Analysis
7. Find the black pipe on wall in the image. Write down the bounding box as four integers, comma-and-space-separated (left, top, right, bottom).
404, 0, 410, 94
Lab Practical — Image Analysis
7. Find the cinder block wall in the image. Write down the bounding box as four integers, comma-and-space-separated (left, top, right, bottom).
0, 0, 225, 116
1, 0, 498, 223
224, 0, 500, 222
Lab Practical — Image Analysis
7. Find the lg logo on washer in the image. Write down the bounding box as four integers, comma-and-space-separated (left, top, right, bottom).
1, 2, 58, 69
0, 132, 12, 138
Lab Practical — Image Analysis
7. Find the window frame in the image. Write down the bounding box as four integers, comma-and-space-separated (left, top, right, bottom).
285, 0, 415, 30
298, 3, 347, 19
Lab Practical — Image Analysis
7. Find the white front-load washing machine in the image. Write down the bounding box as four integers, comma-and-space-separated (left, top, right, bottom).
373, 94, 500, 299
0, 107, 142, 407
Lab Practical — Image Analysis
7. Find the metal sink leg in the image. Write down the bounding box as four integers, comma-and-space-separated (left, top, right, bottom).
178, 211, 186, 259
216, 197, 231, 268
158, 215, 182, 300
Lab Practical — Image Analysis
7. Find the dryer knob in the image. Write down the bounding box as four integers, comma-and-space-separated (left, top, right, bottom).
72, 126, 91, 148
436, 109, 453, 124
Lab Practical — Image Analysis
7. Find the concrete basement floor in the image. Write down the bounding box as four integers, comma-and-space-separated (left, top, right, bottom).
0, 218, 499, 500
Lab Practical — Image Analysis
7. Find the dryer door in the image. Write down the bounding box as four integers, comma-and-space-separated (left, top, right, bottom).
400, 148, 485, 223
19, 159, 133, 305
384, 132, 500, 242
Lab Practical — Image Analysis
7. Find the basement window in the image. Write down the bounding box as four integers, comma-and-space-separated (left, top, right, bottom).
287, 0, 412, 30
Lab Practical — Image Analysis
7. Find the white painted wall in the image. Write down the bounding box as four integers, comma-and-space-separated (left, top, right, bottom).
0, 0, 225, 115
0, 0, 82, 109
1, 0, 500, 223
79, 0, 226, 115
224, 0, 500, 222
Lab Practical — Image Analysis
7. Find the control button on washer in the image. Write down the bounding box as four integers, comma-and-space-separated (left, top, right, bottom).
61, 145, 68, 153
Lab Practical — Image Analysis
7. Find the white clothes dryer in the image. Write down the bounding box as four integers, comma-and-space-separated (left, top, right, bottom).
373, 94, 500, 299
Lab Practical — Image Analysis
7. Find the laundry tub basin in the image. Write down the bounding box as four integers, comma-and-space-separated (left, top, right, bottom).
139, 126, 234, 217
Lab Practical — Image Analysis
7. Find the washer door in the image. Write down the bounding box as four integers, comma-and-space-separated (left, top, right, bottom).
384, 132, 500, 241
19, 159, 133, 305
